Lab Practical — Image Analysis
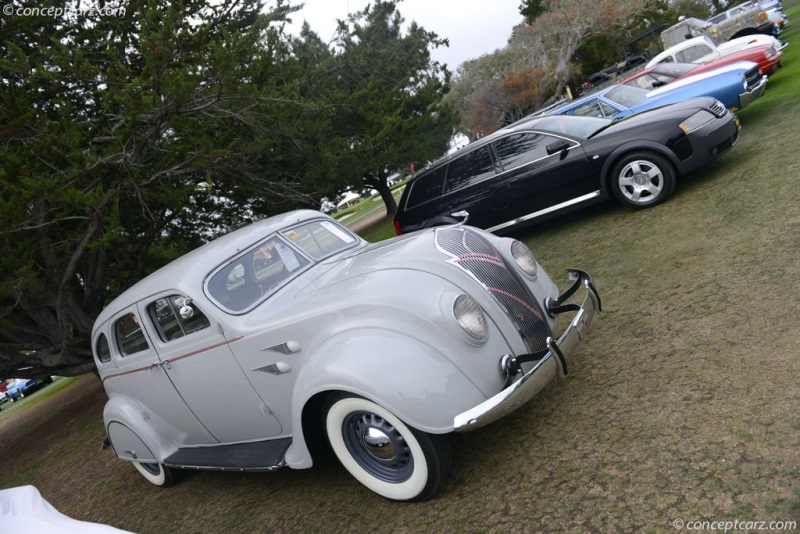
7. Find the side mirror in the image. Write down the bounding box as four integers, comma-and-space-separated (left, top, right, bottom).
179, 297, 194, 320
546, 139, 571, 155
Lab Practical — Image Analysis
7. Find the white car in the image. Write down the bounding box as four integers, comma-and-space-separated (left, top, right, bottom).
92, 210, 601, 501
647, 35, 785, 68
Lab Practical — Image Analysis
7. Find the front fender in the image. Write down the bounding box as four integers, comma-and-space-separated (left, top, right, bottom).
103, 395, 178, 464
284, 328, 488, 469
600, 140, 684, 194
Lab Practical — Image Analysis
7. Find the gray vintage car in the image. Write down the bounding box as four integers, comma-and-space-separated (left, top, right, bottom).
92, 210, 601, 501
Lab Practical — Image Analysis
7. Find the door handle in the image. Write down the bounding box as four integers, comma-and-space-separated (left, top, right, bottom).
149, 359, 171, 370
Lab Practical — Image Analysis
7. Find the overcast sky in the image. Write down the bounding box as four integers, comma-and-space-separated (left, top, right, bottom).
283, 0, 525, 70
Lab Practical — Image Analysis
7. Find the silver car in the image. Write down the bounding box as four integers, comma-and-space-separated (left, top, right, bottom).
92, 210, 601, 501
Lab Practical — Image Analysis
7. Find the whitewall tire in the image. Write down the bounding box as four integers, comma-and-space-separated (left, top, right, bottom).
132, 461, 175, 487
324, 394, 450, 502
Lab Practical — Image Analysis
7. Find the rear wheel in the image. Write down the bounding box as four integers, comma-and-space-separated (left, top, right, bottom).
610, 151, 676, 209
324, 394, 451, 502
133, 461, 176, 487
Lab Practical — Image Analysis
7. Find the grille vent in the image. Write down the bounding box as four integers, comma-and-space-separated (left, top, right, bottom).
435, 227, 552, 352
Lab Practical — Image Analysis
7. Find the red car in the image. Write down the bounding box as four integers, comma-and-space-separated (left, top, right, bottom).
621, 44, 782, 91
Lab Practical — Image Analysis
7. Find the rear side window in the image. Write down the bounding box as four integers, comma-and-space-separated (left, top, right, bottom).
114, 313, 149, 356
493, 133, 551, 170
445, 146, 495, 192
149, 295, 211, 342
406, 166, 447, 209
96, 334, 111, 363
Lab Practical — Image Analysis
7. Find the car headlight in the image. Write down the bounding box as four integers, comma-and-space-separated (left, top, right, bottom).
679, 110, 715, 133
765, 45, 776, 59
511, 240, 538, 278
453, 294, 488, 341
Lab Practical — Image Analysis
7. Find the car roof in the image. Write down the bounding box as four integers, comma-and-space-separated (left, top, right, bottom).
411, 114, 574, 176
93, 210, 328, 328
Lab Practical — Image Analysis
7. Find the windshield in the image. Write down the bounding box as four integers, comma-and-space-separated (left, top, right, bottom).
205, 220, 358, 314
281, 220, 358, 260
604, 85, 649, 108
536, 115, 612, 139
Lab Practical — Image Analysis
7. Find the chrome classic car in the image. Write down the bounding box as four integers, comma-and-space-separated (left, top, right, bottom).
92, 211, 600, 501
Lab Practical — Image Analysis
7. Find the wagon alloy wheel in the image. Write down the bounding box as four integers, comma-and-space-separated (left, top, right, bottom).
132, 461, 176, 487
324, 394, 451, 502
611, 151, 676, 208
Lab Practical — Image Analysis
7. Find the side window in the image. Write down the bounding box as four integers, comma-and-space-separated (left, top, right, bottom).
676, 45, 713, 63
96, 334, 111, 363
114, 313, 149, 356
406, 166, 447, 209
444, 146, 495, 192
493, 133, 552, 170
149, 295, 211, 343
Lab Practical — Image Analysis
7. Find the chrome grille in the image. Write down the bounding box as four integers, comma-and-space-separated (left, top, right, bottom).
435, 227, 552, 352
744, 66, 761, 91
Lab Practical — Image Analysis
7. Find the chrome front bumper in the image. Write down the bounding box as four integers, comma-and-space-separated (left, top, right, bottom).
453, 270, 601, 432
739, 75, 768, 109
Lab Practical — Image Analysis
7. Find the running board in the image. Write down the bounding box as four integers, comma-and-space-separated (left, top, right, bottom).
487, 191, 602, 233
164, 437, 291, 472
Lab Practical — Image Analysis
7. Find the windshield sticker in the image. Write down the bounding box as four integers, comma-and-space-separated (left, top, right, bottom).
275, 242, 302, 271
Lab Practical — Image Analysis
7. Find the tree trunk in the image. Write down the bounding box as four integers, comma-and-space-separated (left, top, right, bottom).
363, 173, 398, 218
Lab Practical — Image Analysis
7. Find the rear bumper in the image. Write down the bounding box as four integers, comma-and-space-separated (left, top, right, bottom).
454, 270, 601, 432
739, 75, 768, 109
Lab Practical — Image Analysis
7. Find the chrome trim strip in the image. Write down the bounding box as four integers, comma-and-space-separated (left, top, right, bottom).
454, 273, 600, 432
486, 191, 602, 233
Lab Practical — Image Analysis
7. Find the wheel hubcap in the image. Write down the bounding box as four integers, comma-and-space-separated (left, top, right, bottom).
362, 427, 397, 460
342, 411, 413, 482
619, 160, 664, 204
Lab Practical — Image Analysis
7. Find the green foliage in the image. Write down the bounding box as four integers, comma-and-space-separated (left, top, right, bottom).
287, 1, 458, 216
0, 0, 298, 377
0, 0, 456, 377
519, 0, 547, 23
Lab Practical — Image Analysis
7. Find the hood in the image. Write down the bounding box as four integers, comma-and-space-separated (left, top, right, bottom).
298, 229, 453, 294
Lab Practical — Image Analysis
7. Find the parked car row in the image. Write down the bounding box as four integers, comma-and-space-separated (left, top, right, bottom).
391, 18, 790, 237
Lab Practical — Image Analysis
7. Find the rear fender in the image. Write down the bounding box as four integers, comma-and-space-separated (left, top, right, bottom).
284, 329, 487, 469
103, 395, 178, 464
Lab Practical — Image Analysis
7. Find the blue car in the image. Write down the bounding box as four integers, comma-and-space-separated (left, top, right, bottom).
551, 61, 766, 118
5, 377, 53, 401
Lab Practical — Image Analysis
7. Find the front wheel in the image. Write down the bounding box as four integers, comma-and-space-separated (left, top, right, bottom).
132, 461, 176, 487
324, 394, 451, 502
610, 151, 676, 209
